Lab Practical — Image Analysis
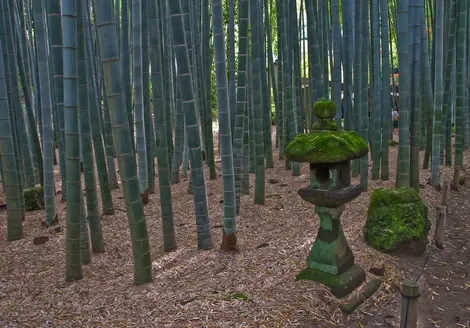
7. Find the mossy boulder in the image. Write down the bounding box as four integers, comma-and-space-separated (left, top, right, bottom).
314, 99, 336, 119
363, 188, 431, 256
24, 186, 45, 211
285, 130, 369, 164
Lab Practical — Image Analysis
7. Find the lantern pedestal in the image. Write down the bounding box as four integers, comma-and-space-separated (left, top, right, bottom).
295, 205, 365, 298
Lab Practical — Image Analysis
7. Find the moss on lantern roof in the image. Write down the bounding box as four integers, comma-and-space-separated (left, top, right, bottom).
284, 130, 369, 163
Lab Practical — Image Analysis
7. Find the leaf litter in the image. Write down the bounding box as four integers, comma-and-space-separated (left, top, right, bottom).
0, 130, 468, 327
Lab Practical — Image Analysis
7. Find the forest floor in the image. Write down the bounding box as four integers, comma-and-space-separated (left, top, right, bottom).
0, 129, 469, 328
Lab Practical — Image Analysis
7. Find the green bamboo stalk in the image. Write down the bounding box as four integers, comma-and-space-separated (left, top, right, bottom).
430, 0, 444, 187
331, 0, 342, 128
258, 0, 274, 168
320, 0, 329, 97
441, 1, 457, 166
250, 0, 266, 204
352, 0, 362, 178
46, 0, 66, 197
396, 0, 411, 188
94, 0, 153, 285
228, 0, 236, 139
305, 0, 323, 105
33, 0, 58, 226
162, 0, 174, 167
410, 0, 422, 191
422, 0, 435, 170
169, 0, 213, 249
132, 0, 148, 193
171, 79, 184, 183
342, 0, 352, 131
260, 0, 273, 170
289, 0, 301, 177
63, 0, 83, 281
0, 40, 23, 241
233, 0, 249, 214
2, 1, 35, 190
78, 1, 105, 253
360, 0, 370, 190
14, 0, 44, 188
275, 0, 285, 155
142, 0, 155, 194
79, 187, 91, 264
380, 0, 391, 180
121, 0, 134, 150
371, 0, 382, 180
82, 2, 116, 211
212, 0, 238, 251
452, 0, 467, 188
149, 0, 177, 252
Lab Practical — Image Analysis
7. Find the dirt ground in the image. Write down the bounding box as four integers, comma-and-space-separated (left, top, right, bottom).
0, 131, 469, 327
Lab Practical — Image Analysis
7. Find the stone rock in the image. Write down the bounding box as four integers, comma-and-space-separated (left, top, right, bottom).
141, 190, 149, 205
34, 236, 49, 245
369, 262, 385, 276
339, 278, 382, 314
458, 174, 466, 185
312, 119, 338, 131
363, 187, 431, 256
23, 186, 45, 211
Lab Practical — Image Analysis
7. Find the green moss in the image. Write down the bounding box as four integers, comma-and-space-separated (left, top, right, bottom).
227, 292, 248, 301
313, 119, 338, 131
313, 99, 337, 119
24, 186, 44, 211
364, 188, 431, 252
284, 130, 369, 163
389, 140, 399, 147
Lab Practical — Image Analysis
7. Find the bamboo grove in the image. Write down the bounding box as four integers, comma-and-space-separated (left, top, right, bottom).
0, 0, 468, 284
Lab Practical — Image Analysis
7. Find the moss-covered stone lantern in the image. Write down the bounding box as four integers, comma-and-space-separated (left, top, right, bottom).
285, 99, 369, 298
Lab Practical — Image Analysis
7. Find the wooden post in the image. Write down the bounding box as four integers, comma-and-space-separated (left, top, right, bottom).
400, 280, 420, 328
434, 205, 447, 249
440, 180, 450, 206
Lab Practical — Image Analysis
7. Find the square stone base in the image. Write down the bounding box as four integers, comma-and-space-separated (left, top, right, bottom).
296, 264, 366, 298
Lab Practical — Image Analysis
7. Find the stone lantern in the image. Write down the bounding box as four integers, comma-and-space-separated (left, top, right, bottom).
285, 99, 369, 298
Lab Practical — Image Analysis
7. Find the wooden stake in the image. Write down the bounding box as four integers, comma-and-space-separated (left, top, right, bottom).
400, 280, 420, 328
434, 205, 446, 249
440, 180, 450, 214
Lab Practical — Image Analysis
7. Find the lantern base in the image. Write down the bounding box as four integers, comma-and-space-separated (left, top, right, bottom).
296, 264, 366, 298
